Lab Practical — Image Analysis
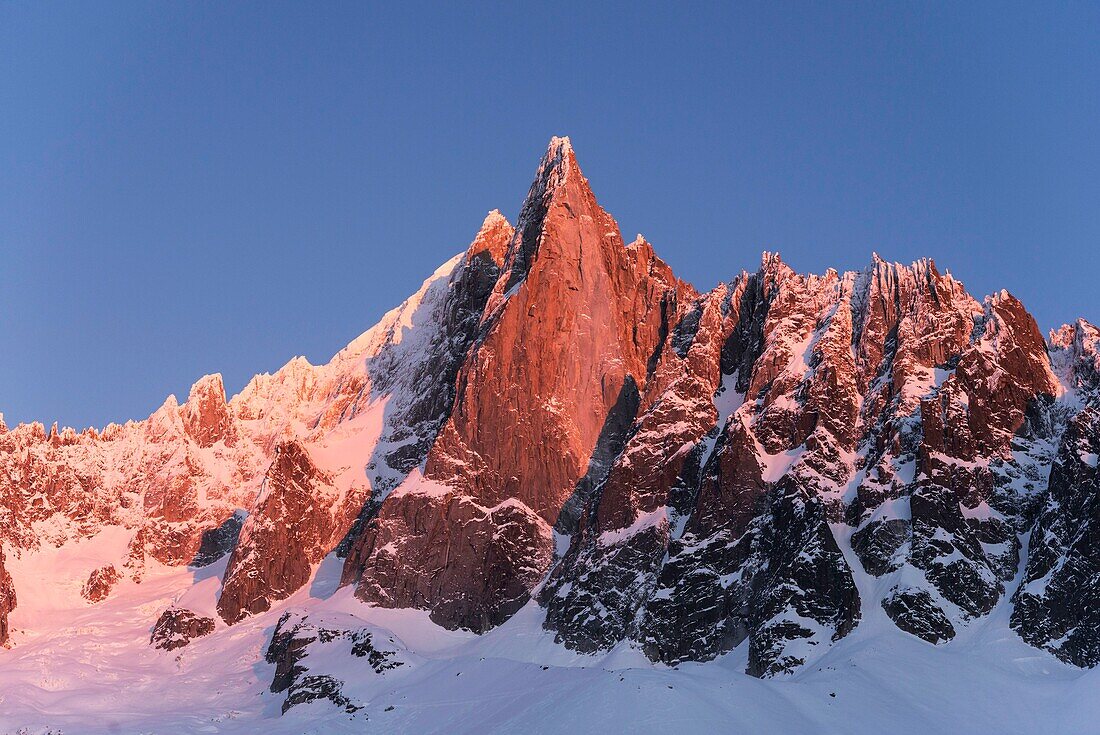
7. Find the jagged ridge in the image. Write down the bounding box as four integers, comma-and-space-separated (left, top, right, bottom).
0, 138, 1097, 689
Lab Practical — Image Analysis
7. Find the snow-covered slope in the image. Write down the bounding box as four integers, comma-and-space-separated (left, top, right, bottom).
4, 137, 1100, 733
3, 531, 1100, 735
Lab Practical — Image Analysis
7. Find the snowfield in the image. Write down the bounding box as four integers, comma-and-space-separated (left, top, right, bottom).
2, 528, 1099, 735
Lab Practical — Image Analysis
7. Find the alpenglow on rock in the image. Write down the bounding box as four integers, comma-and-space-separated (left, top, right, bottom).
2, 137, 1100, 689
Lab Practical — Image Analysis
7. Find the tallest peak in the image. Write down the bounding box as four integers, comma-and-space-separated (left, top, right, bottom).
537, 135, 579, 183
548, 135, 572, 154
520, 135, 588, 219
484, 135, 600, 307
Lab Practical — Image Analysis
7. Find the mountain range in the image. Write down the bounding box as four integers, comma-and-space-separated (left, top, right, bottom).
3, 137, 1100, 733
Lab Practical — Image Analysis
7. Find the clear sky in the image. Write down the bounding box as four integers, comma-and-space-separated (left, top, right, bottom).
3, 2, 1099, 429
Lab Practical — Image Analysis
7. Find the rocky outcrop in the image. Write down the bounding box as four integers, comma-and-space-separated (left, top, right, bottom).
265, 610, 406, 714
190, 511, 246, 567
181, 374, 235, 448
81, 564, 120, 603
1012, 408, 1100, 665
642, 479, 861, 675
541, 256, 865, 673
218, 441, 358, 624
636, 258, 869, 673
0, 547, 15, 645
351, 486, 555, 632
846, 281, 1057, 644
150, 606, 215, 651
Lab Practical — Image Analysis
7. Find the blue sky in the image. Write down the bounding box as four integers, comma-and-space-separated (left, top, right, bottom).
2, 2, 1099, 429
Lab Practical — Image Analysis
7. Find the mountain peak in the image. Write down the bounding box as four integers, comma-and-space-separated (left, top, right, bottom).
868, 252, 938, 274
466, 210, 513, 267
182, 373, 233, 447
480, 208, 508, 229
758, 250, 792, 281
187, 373, 226, 403
486, 136, 599, 306
531, 135, 582, 199
546, 135, 573, 163
1049, 318, 1100, 352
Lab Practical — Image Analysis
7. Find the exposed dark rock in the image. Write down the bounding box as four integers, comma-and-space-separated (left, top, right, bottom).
267, 612, 315, 694
909, 484, 1007, 618
1012, 407, 1100, 667
190, 511, 245, 567
283, 675, 360, 715
150, 606, 215, 651
265, 610, 405, 714
852, 519, 910, 577
882, 588, 956, 644
541, 523, 670, 653
0, 547, 15, 645
641, 481, 861, 677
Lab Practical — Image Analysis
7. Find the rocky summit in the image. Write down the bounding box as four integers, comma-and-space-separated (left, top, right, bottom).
2, 138, 1100, 732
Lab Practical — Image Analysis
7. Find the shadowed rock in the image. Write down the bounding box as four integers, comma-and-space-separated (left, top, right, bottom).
151, 606, 215, 651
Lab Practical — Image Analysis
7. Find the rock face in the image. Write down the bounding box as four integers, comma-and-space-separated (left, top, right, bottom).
543, 260, 865, 672
191, 511, 246, 567
423, 138, 689, 522
0, 547, 15, 645
218, 441, 355, 624
345, 137, 691, 632
643, 478, 861, 676
81, 564, 120, 603
150, 606, 215, 651
1012, 320, 1100, 666
8, 137, 1100, 686
350, 485, 556, 633
181, 374, 236, 448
